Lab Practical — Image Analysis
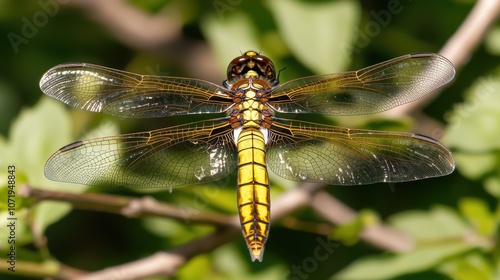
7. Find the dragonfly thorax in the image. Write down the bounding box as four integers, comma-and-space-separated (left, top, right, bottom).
228, 78, 274, 136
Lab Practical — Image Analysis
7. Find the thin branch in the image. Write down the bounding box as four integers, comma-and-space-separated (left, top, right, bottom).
385, 0, 500, 126
273, 184, 415, 252
65, 0, 222, 82
22, 182, 413, 279
74, 228, 240, 280
0, 259, 87, 279
311, 191, 413, 252
68, 184, 326, 279
281, 218, 333, 236
19, 184, 234, 227
66, 184, 327, 279
67, 0, 182, 52
440, 0, 500, 70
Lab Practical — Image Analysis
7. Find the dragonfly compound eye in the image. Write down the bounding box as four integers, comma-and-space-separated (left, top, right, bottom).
226, 50, 277, 83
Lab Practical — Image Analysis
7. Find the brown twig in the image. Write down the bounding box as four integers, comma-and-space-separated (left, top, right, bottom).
311, 191, 413, 252
74, 228, 240, 280
65, 184, 328, 279
19, 184, 234, 227
65, 0, 222, 82
67, 0, 182, 52
440, 0, 500, 70
21, 182, 413, 279
385, 0, 500, 133
0, 259, 87, 279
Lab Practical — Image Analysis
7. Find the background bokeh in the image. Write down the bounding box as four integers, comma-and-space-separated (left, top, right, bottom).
1, 0, 499, 279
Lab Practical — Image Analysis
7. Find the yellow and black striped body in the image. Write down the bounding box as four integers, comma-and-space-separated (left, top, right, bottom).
227, 53, 275, 261
236, 126, 270, 262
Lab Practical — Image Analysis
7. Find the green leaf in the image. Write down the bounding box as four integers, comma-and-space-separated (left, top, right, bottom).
443, 72, 500, 180
31, 118, 119, 236
0, 208, 32, 250
458, 197, 496, 237
335, 206, 480, 279
1, 97, 121, 239
198, 182, 237, 214
0, 98, 73, 240
201, 12, 261, 73
438, 252, 493, 280
267, 0, 360, 73
451, 153, 497, 180
443, 72, 500, 151
5, 97, 72, 188
177, 255, 212, 280
389, 206, 468, 240
332, 209, 380, 245
333, 243, 472, 280
484, 176, 500, 198
140, 216, 212, 245
214, 244, 249, 276
213, 244, 289, 279
485, 25, 500, 55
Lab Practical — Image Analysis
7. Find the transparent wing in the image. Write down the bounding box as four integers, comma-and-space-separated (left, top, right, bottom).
40, 63, 234, 118
45, 119, 237, 188
268, 53, 455, 115
267, 118, 454, 185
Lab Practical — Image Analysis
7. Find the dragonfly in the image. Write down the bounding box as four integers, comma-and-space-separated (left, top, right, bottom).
41, 50, 455, 262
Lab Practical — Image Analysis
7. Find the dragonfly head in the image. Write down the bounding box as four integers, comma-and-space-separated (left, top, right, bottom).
226, 50, 277, 84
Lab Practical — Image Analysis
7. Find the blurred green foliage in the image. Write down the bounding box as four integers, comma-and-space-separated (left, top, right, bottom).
0, 0, 499, 279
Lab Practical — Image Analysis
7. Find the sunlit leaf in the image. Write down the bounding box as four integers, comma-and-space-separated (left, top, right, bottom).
141, 216, 187, 239
0, 209, 31, 250
459, 197, 496, 237
484, 176, 500, 198
444, 71, 500, 180
3, 97, 121, 238
213, 244, 289, 279
389, 206, 468, 240
7, 97, 72, 188
267, 0, 360, 73
333, 243, 472, 280
177, 255, 212, 280
444, 72, 500, 151
452, 153, 497, 180
438, 252, 493, 280
485, 25, 500, 55
201, 12, 261, 73
214, 244, 249, 276
141, 215, 213, 248
332, 209, 380, 245
196, 183, 237, 213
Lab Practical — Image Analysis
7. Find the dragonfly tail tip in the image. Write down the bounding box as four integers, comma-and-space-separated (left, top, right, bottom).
250, 249, 264, 262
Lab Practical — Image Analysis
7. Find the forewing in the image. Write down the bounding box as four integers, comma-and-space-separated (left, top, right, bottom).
268, 53, 455, 115
45, 120, 237, 188
267, 119, 454, 185
40, 63, 234, 118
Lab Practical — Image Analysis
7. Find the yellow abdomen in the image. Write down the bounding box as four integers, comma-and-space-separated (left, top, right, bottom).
236, 127, 270, 262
